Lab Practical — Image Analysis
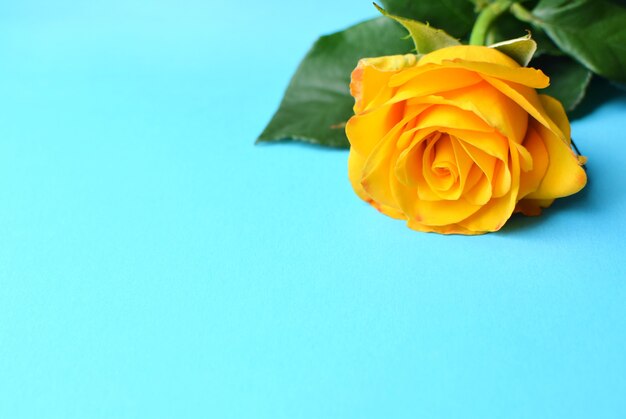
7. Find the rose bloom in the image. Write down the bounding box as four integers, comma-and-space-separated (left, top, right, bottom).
346, 45, 587, 234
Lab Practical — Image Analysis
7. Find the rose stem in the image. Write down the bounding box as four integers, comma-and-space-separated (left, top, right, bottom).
469, 0, 515, 46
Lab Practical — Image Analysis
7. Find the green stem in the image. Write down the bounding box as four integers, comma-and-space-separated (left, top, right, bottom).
510, 2, 538, 24
469, 0, 514, 46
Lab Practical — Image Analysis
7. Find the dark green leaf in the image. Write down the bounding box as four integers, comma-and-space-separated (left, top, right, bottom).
533, 55, 593, 111
257, 17, 412, 148
380, 0, 476, 38
569, 75, 626, 120
531, 0, 626, 82
375, 4, 461, 54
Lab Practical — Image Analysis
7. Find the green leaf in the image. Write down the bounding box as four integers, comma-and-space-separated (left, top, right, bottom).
380, 0, 476, 38
530, 0, 626, 83
374, 4, 461, 54
533, 54, 593, 111
257, 17, 412, 148
489, 34, 537, 66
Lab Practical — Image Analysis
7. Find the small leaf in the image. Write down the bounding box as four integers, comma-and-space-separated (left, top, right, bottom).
380, 0, 476, 38
257, 17, 412, 147
490, 34, 537, 66
534, 55, 593, 111
487, 12, 561, 57
374, 3, 461, 54
531, 0, 626, 83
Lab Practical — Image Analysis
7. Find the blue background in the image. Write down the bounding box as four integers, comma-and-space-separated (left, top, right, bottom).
1, 1, 625, 417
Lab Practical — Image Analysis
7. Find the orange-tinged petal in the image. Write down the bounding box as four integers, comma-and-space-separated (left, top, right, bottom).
525, 120, 587, 199
351, 54, 418, 113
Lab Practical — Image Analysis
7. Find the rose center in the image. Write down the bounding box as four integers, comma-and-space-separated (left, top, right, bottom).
430, 135, 458, 188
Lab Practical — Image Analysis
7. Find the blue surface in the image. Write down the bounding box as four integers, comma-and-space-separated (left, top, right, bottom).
1, 1, 626, 418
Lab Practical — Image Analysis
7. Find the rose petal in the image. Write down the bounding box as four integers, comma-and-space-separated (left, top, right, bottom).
438, 82, 528, 144
458, 141, 521, 232
417, 45, 520, 68
524, 120, 587, 199
415, 104, 494, 133
538, 94, 571, 143
391, 57, 548, 89
346, 103, 404, 157
389, 65, 482, 92
517, 127, 549, 198
447, 60, 549, 88
450, 129, 508, 161
423, 134, 458, 196
351, 54, 418, 113
483, 76, 566, 141
349, 144, 405, 220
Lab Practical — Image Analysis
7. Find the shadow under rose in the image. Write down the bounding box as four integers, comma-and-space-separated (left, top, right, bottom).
499, 169, 593, 235
500, 85, 626, 236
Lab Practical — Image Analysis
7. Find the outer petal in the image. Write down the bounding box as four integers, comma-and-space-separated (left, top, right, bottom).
524, 120, 587, 199
350, 54, 418, 113
389, 65, 483, 90
538, 94, 571, 143
417, 45, 520, 68
348, 148, 404, 219
348, 148, 371, 202
360, 132, 402, 211
346, 102, 405, 157
390, 60, 548, 90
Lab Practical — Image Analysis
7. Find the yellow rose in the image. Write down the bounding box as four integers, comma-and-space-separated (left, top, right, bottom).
346, 45, 587, 235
